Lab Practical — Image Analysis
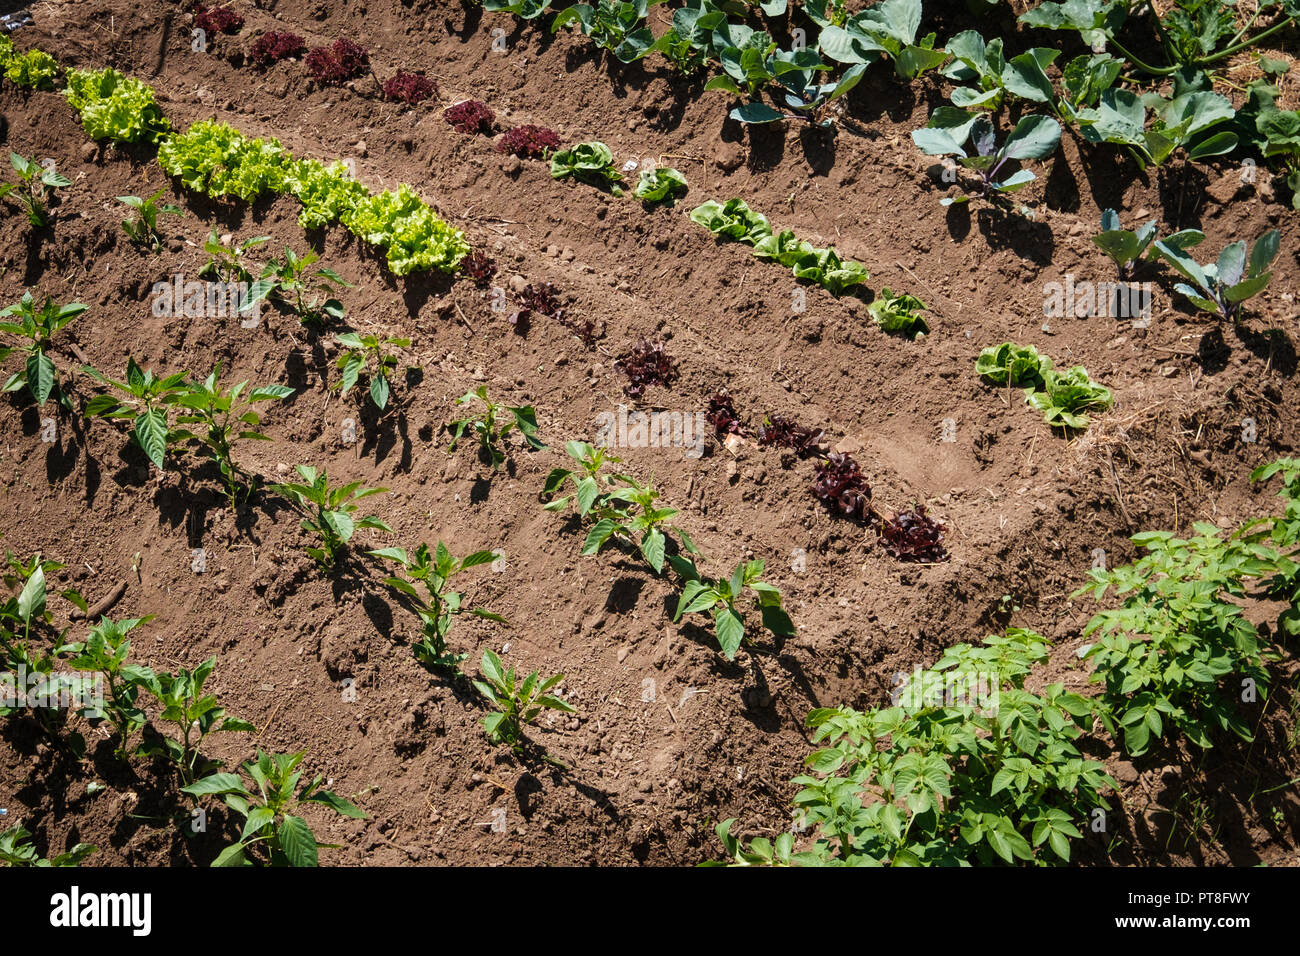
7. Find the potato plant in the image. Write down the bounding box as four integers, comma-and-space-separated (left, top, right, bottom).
1073, 524, 1282, 755
789, 629, 1114, 865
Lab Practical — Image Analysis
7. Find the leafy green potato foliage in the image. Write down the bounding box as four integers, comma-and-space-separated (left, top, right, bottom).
786, 629, 1114, 866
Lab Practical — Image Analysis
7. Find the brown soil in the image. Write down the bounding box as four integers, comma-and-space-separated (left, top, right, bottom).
1, 0, 1299, 866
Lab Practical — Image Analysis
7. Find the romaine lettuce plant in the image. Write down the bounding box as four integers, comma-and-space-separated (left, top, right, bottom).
670, 557, 794, 660
271, 466, 392, 569
975, 342, 1052, 388
976, 343, 1110, 431
1154, 228, 1281, 323
791, 247, 869, 296
867, 287, 928, 337
912, 110, 1061, 205
182, 750, 366, 867
689, 198, 772, 245
550, 141, 625, 195
753, 229, 814, 266
634, 167, 688, 206
0, 152, 70, 227
372, 543, 506, 673
0, 292, 86, 408
1026, 366, 1113, 431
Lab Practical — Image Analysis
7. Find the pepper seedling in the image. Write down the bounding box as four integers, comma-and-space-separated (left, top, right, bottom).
0, 292, 87, 408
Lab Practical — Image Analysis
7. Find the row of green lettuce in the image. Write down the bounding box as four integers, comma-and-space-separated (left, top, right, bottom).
712, 458, 1300, 866
2, 38, 468, 275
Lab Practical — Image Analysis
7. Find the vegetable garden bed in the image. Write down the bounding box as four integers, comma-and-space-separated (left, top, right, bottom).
1, 0, 1299, 867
